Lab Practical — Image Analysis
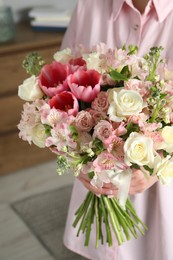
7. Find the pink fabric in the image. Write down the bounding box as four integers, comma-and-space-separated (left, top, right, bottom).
61, 1, 173, 259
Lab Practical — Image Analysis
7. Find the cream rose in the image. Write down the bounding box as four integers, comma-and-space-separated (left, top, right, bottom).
108, 89, 146, 122
124, 132, 154, 166
153, 155, 173, 185
18, 75, 44, 101
159, 126, 173, 153
53, 48, 73, 63
31, 124, 47, 148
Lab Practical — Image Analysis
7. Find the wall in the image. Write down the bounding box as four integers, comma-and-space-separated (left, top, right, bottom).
3, 0, 77, 22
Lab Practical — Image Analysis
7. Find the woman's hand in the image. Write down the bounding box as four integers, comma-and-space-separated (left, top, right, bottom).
128, 169, 158, 195
78, 172, 119, 197
78, 169, 158, 197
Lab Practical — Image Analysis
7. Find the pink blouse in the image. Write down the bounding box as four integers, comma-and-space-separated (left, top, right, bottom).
61, 1, 173, 259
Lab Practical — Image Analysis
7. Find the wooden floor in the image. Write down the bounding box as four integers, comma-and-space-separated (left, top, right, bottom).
0, 160, 74, 260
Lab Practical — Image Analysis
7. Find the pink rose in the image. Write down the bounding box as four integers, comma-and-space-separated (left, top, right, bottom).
39, 61, 72, 97
75, 111, 94, 132
49, 91, 79, 116
67, 69, 101, 102
91, 91, 109, 113
87, 108, 106, 124
93, 120, 114, 144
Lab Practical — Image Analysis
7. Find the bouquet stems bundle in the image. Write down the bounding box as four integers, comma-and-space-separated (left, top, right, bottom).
73, 192, 147, 247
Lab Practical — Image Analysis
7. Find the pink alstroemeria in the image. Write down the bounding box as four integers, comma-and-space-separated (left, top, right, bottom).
49, 91, 79, 116
67, 69, 101, 102
39, 61, 72, 97
93, 152, 126, 172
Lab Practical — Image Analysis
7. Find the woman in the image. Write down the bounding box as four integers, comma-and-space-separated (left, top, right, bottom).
61, 1, 173, 259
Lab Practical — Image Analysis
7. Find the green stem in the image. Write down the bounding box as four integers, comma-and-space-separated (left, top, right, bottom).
103, 196, 125, 245
110, 199, 131, 241
150, 103, 160, 123
126, 199, 148, 231
84, 194, 95, 246
73, 192, 93, 228
100, 196, 113, 246
98, 202, 104, 244
95, 197, 100, 248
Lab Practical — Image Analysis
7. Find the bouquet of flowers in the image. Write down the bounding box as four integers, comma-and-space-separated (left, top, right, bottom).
18, 43, 173, 247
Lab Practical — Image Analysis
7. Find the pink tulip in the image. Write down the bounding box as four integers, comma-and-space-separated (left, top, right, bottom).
49, 91, 79, 116
39, 61, 72, 97
67, 69, 101, 102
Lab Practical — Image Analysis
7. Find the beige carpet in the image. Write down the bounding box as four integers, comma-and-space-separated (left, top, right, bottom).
11, 185, 87, 260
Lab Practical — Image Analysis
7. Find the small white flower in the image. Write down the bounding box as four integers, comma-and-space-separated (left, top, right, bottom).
31, 124, 47, 148
18, 75, 43, 101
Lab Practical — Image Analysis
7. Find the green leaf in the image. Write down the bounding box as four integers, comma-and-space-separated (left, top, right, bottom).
127, 45, 138, 55
120, 65, 131, 78
69, 125, 78, 141
109, 70, 128, 82
162, 150, 170, 158
92, 138, 104, 153
131, 163, 140, 170
121, 123, 140, 140
143, 165, 154, 175
88, 171, 95, 179
44, 124, 51, 135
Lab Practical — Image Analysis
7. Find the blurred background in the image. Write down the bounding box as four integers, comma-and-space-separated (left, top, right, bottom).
0, 1, 79, 260
0, 0, 77, 175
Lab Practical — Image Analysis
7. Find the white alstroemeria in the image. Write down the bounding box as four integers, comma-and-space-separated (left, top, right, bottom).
53, 48, 73, 63
108, 89, 146, 122
90, 171, 110, 189
124, 132, 155, 167
31, 123, 47, 148
158, 126, 173, 153
153, 154, 173, 185
82, 52, 103, 72
18, 75, 44, 101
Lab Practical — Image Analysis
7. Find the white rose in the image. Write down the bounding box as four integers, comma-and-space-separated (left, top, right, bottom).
124, 132, 154, 166
18, 75, 44, 101
31, 124, 47, 148
53, 48, 73, 63
153, 155, 173, 185
108, 89, 146, 122
160, 126, 173, 153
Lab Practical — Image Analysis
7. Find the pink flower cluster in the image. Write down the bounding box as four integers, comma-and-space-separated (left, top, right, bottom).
18, 44, 173, 186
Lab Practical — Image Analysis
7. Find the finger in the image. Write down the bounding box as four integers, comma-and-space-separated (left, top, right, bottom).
79, 177, 118, 196
78, 175, 118, 190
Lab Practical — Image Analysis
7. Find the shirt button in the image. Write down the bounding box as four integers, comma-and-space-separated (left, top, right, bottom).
133, 24, 139, 30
